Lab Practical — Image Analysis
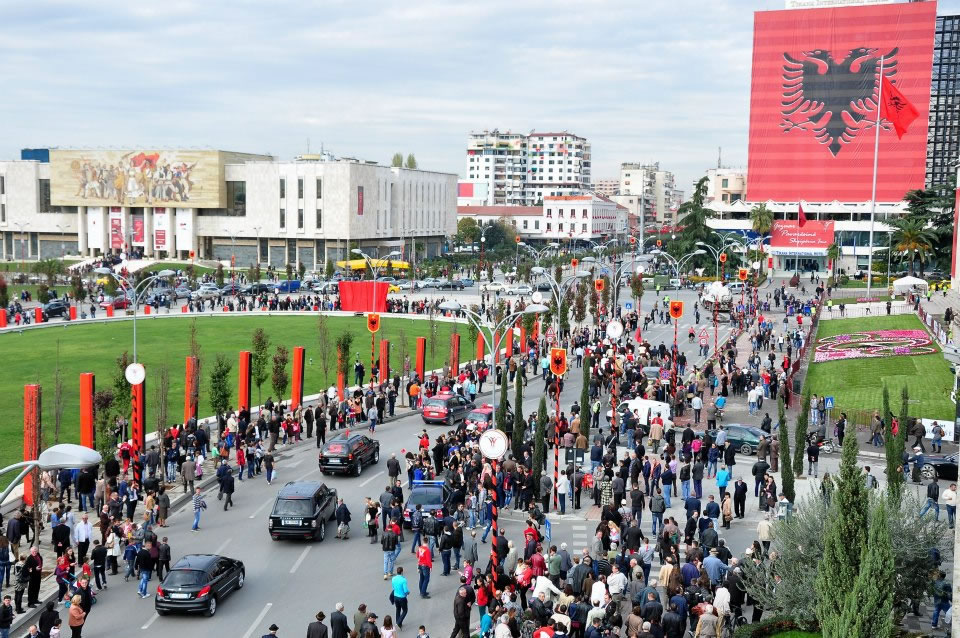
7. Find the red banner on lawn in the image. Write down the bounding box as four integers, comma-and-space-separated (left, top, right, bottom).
338, 281, 389, 313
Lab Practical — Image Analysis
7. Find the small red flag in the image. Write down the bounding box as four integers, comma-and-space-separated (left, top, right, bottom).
879, 75, 919, 140
798, 203, 807, 227
634, 325, 642, 343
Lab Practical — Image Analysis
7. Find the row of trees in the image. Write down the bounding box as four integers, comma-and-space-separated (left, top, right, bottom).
391, 153, 418, 169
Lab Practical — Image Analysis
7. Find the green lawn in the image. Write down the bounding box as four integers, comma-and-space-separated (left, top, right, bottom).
805, 314, 954, 421
0, 314, 466, 478
826, 294, 896, 305
139, 262, 216, 275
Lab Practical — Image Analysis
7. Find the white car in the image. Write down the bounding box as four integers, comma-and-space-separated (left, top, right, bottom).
483, 281, 506, 293
505, 284, 532, 296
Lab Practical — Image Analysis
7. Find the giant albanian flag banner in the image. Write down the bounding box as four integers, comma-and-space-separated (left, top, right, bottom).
338, 281, 389, 313
746, 2, 936, 203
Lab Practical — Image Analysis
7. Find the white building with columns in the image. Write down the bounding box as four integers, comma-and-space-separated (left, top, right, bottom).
0, 149, 457, 268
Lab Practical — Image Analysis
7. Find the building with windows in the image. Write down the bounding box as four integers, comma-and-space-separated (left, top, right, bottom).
615, 162, 684, 228
926, 13, 960, 194
704, 168, 747, 206
592, 179, 618, 197
461, 129, 591, 206
0, 148, 457, 267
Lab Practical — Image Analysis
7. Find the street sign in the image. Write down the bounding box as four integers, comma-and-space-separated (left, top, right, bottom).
624, 302, 633, 310
699, 337, 708, 346
479, 429, 508, 460
699, 329, 708, 339
824, 396, 835, 410
545, 327, 556, 340
544, 519, 552, 542
659, 368, 670, 380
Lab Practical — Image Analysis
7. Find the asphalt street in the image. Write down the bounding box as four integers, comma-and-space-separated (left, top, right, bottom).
72, 289, 739, 638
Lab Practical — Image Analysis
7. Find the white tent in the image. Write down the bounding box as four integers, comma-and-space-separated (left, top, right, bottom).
892, 275, 928, 294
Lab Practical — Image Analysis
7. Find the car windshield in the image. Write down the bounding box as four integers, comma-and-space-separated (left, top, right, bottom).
324, 443, 347, 454
164, 569, 207, 587
466, 411, 491, 422
408, 488, 443, 505
272, 498, 314, 517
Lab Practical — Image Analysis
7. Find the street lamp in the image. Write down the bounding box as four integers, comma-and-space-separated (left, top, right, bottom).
55, 223, 66, 258
223, 229, 238, 287
0, 444, 101, 508
94, 267, 176, 363
520, 242, 561, 267
252, 226, 263, 267
13, 222, 28, 277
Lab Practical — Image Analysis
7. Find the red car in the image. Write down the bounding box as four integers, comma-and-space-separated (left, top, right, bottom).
99, 296, 132, 310
464, 405, 495, 432
421, 393, 475, 425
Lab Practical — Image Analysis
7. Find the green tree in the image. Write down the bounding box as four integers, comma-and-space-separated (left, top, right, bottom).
580, 354, 592, 443
779, 396, 795, 503
71, 274, 88, 304
532, 396, 547, 484
512, 375, 525, 452
826, 243, 841, 280
251, 328, 271, 405
456, 218, 481, 247
793, 388, 809, 477
391, 153, 404, 167
209, 353, 233, 423
113, 351, 132, 415
888, 387, 909, 500
497, 368, 510, 437
215, 263, 225, 287
405, 154, 417, 169
93, 389, 116, 466
816, 423, 870, 634
285, 263, 294, 281
336, 333, 354, 386
324, 259, 335, 280
673, 176, 717, 272
836, 499, 895, 638
750, 203, 774, 275
316, 314, 333, 385
889, 217, 936, 276
882, 383, 898, 493
298, 261, 307, 281
272, 345, 290, 403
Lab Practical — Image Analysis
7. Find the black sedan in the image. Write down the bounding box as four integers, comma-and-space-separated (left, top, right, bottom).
319, 433, 380, 476
701, 424, 768, 455
244, 282, 273, 295
437, 279, 465, 290
155, 554, 244, 617
42, 299, 70, 320
921, 453, 958, 481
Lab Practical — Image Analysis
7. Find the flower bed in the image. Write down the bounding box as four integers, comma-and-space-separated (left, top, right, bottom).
814, 329, 936, 363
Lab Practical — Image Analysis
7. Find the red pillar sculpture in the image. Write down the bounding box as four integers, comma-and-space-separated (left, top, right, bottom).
23, 385, 41, 506
291, 346, 305, 410
450, 334, 461, 376
476, 332, 485, 362
184, 356, 198, 423
80, 373, 95, 449
379, 340, 390, 384
238, 351, 252, 413
131, 379, 146, 485
415, 337, 426, 380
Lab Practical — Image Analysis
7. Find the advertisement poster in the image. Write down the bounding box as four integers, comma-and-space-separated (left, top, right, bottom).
770, 220, 834, 255
109, 215, 123, 250
175, 208, 194, 251
357, 186, 364, 216
153, 208, 167, 251
132, 216, 144, 244
746, 2, 936, 202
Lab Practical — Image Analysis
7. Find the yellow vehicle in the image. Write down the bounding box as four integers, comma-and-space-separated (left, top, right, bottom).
388, 284, 401, 294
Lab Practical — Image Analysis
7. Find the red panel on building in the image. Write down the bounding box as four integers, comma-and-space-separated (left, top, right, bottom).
770, 220, 834, 255
458, 183, 474, 198
746, 2, 936, 203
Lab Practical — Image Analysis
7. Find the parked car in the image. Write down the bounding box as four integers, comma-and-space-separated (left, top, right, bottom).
173, 285, 193, 300
437, 279, 465, 290
268, 481, 338, 542
534, 281, 553, 292
220, 283, 244, 296
921, 453, 957, 481
376, 277, 397, 284
461, 278, 475, 288
704, 424, 767, 455
99, 296, 132, 310
318, 433, 380, 476
482, 281, 506, 293
421, 393, 476, 425
275, 280, 302, 293
420, 277, 441, 288
155, 554, 245, 617
42, 299, 71, 319
243, 282, 273, 295
505, 284, 533, 296
192, 284, 220, 300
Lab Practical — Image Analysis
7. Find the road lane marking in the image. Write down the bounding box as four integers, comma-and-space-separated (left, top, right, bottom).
290, 546, 312, 574
359, 470, 385, 487
141, 613, 160, 630
297, 467, 320, 481
285, 460, 302, 468
241, 602, 274, 638
249, 497, 275, 519
215, 537, 232, 554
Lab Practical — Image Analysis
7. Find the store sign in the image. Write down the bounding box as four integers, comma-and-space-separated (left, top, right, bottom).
153, 208, 168, 251
770, 220, 834, 256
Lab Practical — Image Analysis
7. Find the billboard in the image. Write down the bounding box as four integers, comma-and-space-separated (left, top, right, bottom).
746, 2, 936, 203
770, 220, 834, 255
50, 149, 224, 208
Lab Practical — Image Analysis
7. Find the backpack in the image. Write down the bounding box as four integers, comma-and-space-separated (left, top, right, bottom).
422, 515, 436, 536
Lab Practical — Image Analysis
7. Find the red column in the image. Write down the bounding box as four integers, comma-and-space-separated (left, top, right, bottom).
291, 346, 305, 410
238, 351, 252, 413
336, 352, 345, 400
476, 332, 485, 362
144, 305, 151, 315
34, 307, 43, 323
494, 331, 501, 363
184, 356, 198, 422
131, 380, 146, 485
0, 308, 6, 328
379, 340, 390, 384
520, 326, 528, 355
450, 334, 461, 375
505, 326, 514, 357
23, 385, 41, 506
415, 337, 426, 380
69, 306, 77, 321
79, 373, 95, 449
106, 305, 114, 318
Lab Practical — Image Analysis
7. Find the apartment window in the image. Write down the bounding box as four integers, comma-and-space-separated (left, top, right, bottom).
279, 178, 286, 199
546, 209, 552, 218
297, 208, 304, 229
316, 178, 322, 199
1, 203, 5, 223
534, 221, 540, 230
721, 178, 729, 188
522, 220, 528, 229
559, 223, 564, 232
298, 178, 304, 199
0, 176, 4, 194
279, 207, 286, 229
558, 210, 564, 218
316, 209, 322, 228
38, 179, 52, 212
582, 223, 587, 232
546, 223, 552, 232
226, 181, 246, 216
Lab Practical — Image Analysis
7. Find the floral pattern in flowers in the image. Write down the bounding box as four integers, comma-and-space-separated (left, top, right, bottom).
814, 329, 936, 363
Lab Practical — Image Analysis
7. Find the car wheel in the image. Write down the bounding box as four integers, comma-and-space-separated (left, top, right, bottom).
373, 449, 380, 464
156, 610, 169, 617
317, 522, 326, 542
206, 596, 218, 617
236, 571, 245, 589
354, 462, 362, 477
921, 464, 937, 480
740, 443, 753, 455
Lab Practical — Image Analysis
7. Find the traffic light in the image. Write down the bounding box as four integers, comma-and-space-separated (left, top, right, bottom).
719, 253, 727, 264
550, 348, 568, 377
669, 300, 684, 320
738, 268, 749, 281
571, 258, 578, 268
366, 313, 381, 333
594, 279, 605, 292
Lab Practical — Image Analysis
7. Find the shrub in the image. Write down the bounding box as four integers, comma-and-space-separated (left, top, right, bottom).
732, 616, 807, 638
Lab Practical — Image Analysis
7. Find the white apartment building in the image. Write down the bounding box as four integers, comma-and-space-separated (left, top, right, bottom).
704, 168, 747, 206
592, 179, 619, 197
462, 129, 592, 206
617, 162, 684, 227
457, 193, 627, 246
0, 148, 457, 268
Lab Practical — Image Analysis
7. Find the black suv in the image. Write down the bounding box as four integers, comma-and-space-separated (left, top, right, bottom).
319, 433, 380, 476
268, 481, 338, 541
42, 298, 70, 320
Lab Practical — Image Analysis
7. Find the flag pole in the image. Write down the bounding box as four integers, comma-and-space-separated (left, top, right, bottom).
866, 56, 884, 297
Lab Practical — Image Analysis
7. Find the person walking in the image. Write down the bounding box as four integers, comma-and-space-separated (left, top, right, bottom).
919, 478, 940, 520
264, 452, 275, 485
191, 487, 207, 532
181, 456, 196, 494
943, 482, 956, 530
24, 546, 42, 607
382, 524, 399, 579
221, 468, 236, 511
135, 540, 155, 599
335, 499, 351, 540
67, 595, 85, 638
307, 612, 328, 638
391, 566, 410, 629
331, 604, 349, 638
450, 585, 472, 638
0, 595, 14, 638
72, 515, 93, 566
416, 540, 432, 598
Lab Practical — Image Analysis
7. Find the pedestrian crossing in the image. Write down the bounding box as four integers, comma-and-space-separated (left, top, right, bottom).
570, 523, 588, 550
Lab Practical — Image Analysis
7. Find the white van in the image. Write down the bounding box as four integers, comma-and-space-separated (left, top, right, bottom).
606, 397, 673, 429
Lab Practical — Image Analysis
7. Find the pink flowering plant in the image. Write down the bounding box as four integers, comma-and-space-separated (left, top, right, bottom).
814, 329, 936, 363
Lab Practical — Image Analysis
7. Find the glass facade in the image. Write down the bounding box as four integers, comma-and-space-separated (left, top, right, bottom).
927, 14, 960, 193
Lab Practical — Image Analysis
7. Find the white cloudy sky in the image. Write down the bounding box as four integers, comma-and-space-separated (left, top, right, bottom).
1, 0, 957, 195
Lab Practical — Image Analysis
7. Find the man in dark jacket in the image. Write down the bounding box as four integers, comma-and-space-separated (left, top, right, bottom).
331, 603, 349, 638
51, 521, 71, 557
304, 406, 315, 439
335, 499, 351, 539
660, 602, 684, 638
307, 611, 329, 638
733, 478, 748, 519
451, 586, 472, 638
221, 469, 236, 511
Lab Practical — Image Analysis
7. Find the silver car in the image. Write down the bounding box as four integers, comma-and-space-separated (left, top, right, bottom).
192, 284, 220, 300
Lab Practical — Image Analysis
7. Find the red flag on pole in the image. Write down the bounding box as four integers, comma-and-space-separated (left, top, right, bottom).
634, 325, 642, 343
879, 75, 919, 139
798, 203, 807, 227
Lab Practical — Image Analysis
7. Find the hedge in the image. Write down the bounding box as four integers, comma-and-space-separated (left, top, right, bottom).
733, 616, 812, 638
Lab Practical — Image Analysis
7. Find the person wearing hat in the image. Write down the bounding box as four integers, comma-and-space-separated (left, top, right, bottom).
262, 624, 280, 638
910, 447, 925, 484
307, 612, 328, 638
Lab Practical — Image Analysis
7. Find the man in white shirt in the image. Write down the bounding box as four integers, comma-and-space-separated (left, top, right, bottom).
747, 387, 758, 416
531, 574, 561, 601
606, 564, 628, 606
73, 513, 94, 565
691, 395, 703, 425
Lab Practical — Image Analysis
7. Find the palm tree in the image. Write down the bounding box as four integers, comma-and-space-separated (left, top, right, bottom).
889, 218, 936, 276
749, 204, 774, 276
826, 243, 841, 280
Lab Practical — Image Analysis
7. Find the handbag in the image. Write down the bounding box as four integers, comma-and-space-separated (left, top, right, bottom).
389, 591, 395, 604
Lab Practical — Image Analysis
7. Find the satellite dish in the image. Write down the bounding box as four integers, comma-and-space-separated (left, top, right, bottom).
125, 363, 145, 386
606, 320, 624, 339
